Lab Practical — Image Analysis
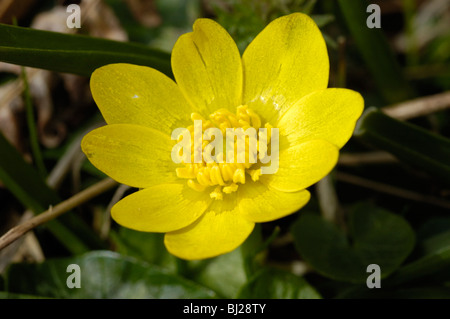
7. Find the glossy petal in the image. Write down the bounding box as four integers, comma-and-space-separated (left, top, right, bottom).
239, 181, 310, 223
81, 124, 177, 188
260, 139, 338, 192
164, 193, 255, 260
111, 183, 212, 233
171, 18, 243, 116
277, 89, 364, 149
242, 13, 329, 123
90, 63, 193, 134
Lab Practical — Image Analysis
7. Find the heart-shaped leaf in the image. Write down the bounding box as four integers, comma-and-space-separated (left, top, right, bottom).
291, 203, 415, 283
4, 251, 216, 299
389, 222, 450, 285
188, 248, 248, 299
236, 267, 321, 299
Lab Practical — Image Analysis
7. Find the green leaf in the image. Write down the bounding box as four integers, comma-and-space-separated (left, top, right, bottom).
188, 248, 248, 299
417, 217, 450, 241
240, 224, 266, 277
291, 203, 415, 283
0, 24, 172, 77
389, 231, 450, 285
354, 108, 450, 185
186, 225, 271, 299
4, 251, 217, 299
111, 227, 253, 298
378, 218, 450, 286
420, 230, 450, 257
110, 228, 176, 271
236, 267, 321, 299
390, 248, 450, 286
337, 0, 414, 103
0, 132, 104, 254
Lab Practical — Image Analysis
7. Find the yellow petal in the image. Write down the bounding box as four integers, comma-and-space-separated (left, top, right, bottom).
90, 63, 193, 135
81, 124, 176, 188
260, 139, 338, 192
164, 193, 254, 260
111, 183, 212, 233
171, 18, 243, 116
238, 181, 310, 223
242, 13, 329, 123
277, 89, 364, 149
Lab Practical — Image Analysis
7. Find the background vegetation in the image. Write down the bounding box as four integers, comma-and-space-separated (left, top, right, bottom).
0, 0, 450, 299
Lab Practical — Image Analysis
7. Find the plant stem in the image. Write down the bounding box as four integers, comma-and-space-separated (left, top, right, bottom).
382, 91, 450, 120
338, 151, 398, 166
336, 171, 450, 210
0, 178, 118, 251
316, 175, 345, 230
22, 66, 47, 178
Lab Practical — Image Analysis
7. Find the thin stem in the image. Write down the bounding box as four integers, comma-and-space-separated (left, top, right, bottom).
382, 91, 450, 120
316, 175, 345, 230
101, 184, 130, 239
336, 171, 450, 210
338, 151, 398, 166
0, 178, 118, 251
22, 67, 47, 178
46, 123, 102, 189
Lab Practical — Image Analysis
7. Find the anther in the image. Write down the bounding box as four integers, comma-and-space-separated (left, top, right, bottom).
176, 105, 272, 200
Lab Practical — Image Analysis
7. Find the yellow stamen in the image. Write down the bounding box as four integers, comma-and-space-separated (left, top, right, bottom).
248, 169, 262, 182
187, 179, 206, 192
223, 183, 239, 194
210, 186, 223, 200
175, 105, 273, 200
232, 168, 246, 184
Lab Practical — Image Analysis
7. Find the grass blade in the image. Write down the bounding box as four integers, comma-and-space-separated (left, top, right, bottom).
0, 23, 172, 77
354, 108, 450, 185
337, 0, 415, 103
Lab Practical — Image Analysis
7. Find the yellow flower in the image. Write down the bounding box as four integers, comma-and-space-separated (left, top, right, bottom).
81, 13, 363, 260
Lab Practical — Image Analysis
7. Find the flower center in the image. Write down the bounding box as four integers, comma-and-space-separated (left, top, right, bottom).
175, 105, 273, 200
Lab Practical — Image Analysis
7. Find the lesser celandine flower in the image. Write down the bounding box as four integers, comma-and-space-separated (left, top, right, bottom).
81, 13, 363, 260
